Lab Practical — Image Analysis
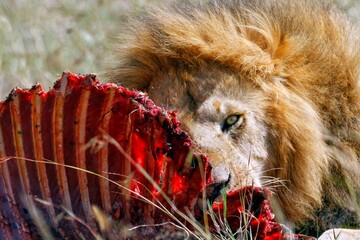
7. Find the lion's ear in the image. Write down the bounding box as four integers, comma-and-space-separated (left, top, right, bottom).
266, 34, 310, 86
245, 20, 309, 85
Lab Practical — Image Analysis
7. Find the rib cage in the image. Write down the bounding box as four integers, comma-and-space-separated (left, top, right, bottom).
0, 72, 211, 239
0, 72, 312, 240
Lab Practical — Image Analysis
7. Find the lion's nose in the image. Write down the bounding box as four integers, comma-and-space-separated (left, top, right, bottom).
205, 165, 231, 203
212, 165, 230, 184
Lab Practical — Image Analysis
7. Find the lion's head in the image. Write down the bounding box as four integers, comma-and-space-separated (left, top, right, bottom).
106, 0, 360, 229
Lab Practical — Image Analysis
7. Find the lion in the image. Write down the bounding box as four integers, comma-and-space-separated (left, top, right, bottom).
105, 0, 360, 235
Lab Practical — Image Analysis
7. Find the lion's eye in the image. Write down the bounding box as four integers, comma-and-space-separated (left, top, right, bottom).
221, 114, 243, 132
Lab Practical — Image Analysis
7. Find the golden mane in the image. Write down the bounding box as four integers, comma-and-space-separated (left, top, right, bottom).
106, 0, 360, 229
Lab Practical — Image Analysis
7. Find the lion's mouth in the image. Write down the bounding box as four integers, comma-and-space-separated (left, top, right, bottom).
200, 185, 315, 239
201, 185, 281, 238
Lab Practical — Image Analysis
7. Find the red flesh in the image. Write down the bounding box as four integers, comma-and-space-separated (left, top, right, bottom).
0, 72, 313, 239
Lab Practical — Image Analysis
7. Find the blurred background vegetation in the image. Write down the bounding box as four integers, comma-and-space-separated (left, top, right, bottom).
0, 0, 359, 98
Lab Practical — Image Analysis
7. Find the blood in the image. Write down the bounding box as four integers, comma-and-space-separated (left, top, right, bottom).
0, 72, 313, 240
209, 187, 314, 240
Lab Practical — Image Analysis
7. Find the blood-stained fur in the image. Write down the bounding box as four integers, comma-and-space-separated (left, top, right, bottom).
105, 0, 360, 233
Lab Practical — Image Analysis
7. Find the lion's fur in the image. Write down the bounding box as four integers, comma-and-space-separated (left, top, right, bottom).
106, 0, 360, 232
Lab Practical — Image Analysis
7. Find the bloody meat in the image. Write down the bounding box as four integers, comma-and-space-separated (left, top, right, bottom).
0, 72, 312, 239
